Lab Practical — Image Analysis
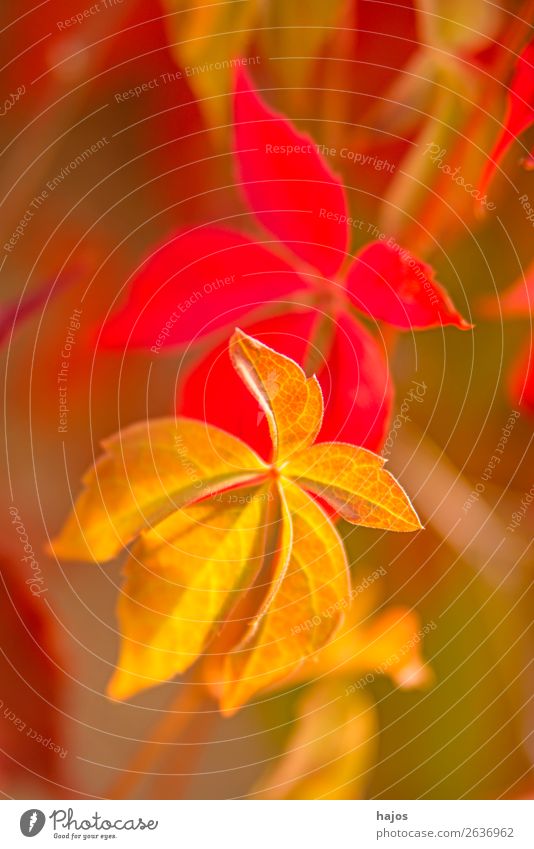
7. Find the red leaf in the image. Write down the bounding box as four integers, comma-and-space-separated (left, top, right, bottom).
346, 241, 472, 330
98, 227, 308, 349
317, 311, 393, 451
178, 309, 392, 457
509, 339, 534, 415
479, 39, 534, 196
234, 69, 348, 277
0, 555, 65, 790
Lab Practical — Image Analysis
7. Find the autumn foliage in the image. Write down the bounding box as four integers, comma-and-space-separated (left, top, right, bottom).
1, 0, 533, 803
52, 330, 421, 713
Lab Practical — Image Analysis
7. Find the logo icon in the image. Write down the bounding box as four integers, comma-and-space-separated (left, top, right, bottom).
20, 810, 46, 837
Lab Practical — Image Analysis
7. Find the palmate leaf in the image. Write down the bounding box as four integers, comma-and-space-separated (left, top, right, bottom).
50, 418, 266, 562
51, 330, 422, 712
230, 327, 323, 462
180, 309, 393, 456
284, 442, 422, 532
109, 484, 291, 700
217, 480, 349, 715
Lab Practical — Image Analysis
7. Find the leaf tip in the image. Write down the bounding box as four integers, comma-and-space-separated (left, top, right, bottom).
405, 509, 424, 532
455, 316, 475, 331
45, 532, 83, 563
106, 669, 138, 702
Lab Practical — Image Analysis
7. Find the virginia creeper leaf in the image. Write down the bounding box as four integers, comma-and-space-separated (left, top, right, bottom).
108, 484, 290, 699
179, 309, 392, 456
346, 241, 472, 330
230, 327, 323, 463
219, 480, 350, 715
179, 311, 318, 461
284, 442, 422, 531
54, 330, 421, 710
50, 418, 265, 562
98, 227, 308, 349
234, 69, 348, 276
317, 311, 393, 450
311, 605, 433, 689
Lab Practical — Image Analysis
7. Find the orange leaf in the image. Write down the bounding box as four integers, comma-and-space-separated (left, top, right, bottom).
218, 479, 350, 715
52, 330, 422, 709
284, 442, 422, 531
230, 328, 324, 463
313, 605, 434, 690
50, 417, 265, 562
108, 484, 288, 700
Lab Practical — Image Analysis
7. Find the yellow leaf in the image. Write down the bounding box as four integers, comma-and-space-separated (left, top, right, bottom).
313, 606, 433, 691
50, 418, 265, 562
284, 442, 422, 531
219, 479, 349, 715
252, 682, 377, 800
52, 330, 424, 710
230, 328, 323, 463
108, 485, 287, 699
